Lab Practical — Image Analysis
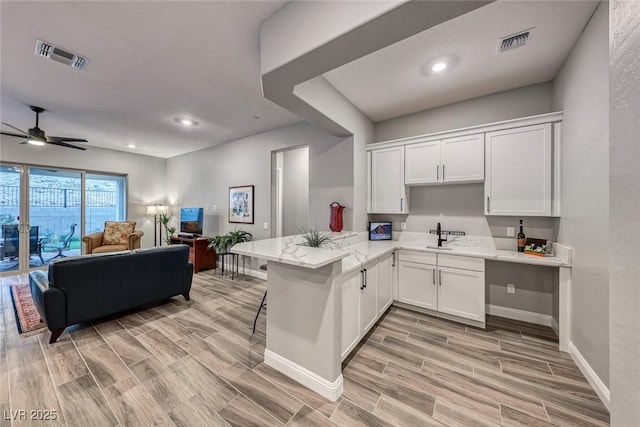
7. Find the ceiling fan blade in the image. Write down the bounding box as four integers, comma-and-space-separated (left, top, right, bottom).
1, 122, 28, 135
46, 136, 88, 143
45, 140, 86, 150
1, 131, 28, 138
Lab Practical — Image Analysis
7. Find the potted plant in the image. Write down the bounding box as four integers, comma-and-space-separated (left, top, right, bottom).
208, 229, 253, 253
158, 213, 177, 245
299, 227, 333, 248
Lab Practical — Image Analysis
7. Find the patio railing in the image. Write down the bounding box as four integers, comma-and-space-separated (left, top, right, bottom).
0, 186, 117, 207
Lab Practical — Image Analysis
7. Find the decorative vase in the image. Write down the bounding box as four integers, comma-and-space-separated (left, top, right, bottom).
329, 202, 345, 232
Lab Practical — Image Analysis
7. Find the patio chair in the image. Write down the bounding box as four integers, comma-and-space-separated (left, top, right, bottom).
42, 223, 77, 260
1, 224, 44, 264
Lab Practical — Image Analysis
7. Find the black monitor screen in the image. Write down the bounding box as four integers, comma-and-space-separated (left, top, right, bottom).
180, 207, 204, 235
369, 222, 392, 241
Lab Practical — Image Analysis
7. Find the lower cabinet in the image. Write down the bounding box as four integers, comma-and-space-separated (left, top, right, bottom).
377, 252, 394, 315
360, 260, 378, 334
341, 268, 361, 360
397, 250, 485, 324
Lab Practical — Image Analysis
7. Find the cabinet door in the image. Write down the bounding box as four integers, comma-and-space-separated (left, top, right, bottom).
370, 147, 407, 213
485, 124, 552, 216
405, 140, 440, 185
361, 260, 378, 334
377, 252, 393, 315
437, 266, 485, 322
398, 260, 437, 310
441, 134, 484, 183
341, 269, 362, 360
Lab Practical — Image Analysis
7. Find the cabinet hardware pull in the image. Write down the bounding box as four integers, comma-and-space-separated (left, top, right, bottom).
360, 270, 364, 290
400, 198, 403, 211
439, 270, 442, 286
443, 164, 445, 180
364, 268, 367, 288
392, 251, 395, 267
437, 164, 439, 181
487, 196, 490, 213
432, 269, 435, 285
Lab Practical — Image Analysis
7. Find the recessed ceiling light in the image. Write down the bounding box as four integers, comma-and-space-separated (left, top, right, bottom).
175, 117, 198, 126
27, 139, 45, 146
432, 62, 447, 72
128, 144, 136, 148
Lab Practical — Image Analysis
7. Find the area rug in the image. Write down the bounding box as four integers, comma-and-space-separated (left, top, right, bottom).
10, 282, 47, 337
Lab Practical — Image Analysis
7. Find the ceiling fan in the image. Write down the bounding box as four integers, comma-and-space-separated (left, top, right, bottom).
1, 105, 88, 150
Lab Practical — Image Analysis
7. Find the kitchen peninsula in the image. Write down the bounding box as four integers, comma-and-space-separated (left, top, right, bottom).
232, 233, 572, 401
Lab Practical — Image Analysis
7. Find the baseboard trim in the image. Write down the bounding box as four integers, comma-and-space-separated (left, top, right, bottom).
486, 304, 552, 327
264, 349, 343, 401
550, 316, 559, 337
568, 341, 610, 410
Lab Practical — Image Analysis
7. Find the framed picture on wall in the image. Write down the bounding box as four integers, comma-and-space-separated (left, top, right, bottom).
229, 185, 254, 224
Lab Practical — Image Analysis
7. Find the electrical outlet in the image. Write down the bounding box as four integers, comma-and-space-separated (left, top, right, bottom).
213, 204, 217, 211
400, 222, 407, 230
507, 283, 516, 294
507, 227, 515, 237
263, 222, 269, 230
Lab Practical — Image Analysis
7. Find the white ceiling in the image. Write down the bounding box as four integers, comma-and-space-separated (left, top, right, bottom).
323, 1, 599, 122
0, 1, 300, 158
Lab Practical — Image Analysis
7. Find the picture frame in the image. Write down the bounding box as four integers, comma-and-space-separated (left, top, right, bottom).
229, 185, 254, 224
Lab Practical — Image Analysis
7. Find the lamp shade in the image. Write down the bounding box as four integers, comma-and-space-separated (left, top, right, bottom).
157, 205, 168, 214
146, 205, 158, 215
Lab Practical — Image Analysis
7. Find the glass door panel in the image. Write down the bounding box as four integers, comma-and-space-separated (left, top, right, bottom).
30, 167, 82, 267
0, 164, 23, 274
85, 173, 127, 235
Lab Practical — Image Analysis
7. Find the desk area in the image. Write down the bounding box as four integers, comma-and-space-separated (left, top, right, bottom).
169, 235, 216, 273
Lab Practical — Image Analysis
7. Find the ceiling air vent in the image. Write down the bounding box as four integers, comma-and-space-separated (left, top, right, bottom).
34, 39, 90, 71
498, 29, 533, 53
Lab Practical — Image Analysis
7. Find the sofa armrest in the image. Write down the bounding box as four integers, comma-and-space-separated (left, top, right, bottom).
29, 271, 66, 332
183, 262, 194, 293
82, 232, 104, 254
128, 231, 144, 249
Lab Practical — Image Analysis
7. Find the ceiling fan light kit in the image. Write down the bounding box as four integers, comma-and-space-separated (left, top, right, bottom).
0, 105, 88, 150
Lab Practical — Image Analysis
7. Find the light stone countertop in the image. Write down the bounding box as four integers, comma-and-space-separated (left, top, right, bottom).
232, 232, 571, 274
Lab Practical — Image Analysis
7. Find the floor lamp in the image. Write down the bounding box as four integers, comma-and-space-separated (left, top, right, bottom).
147, 205, 168, 246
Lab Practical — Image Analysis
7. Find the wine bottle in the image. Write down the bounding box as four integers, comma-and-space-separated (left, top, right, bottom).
517, 220, 526, 252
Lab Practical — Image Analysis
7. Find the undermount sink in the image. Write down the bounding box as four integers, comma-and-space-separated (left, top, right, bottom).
426, 246, 453, 250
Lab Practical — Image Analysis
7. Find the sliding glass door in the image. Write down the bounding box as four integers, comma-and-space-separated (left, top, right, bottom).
0, 163, 127, 275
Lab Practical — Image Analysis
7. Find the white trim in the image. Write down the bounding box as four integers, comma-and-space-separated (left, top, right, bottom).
368, 111, 564, 151
568, 341, 610, 410
550, 316, 559, 337
264, 349, 343, 401
486, 304, 553, 327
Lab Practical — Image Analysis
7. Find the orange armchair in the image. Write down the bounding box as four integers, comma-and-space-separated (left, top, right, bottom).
83, 221, 144, 254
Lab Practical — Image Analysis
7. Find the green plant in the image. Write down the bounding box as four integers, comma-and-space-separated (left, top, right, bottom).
158, 213, 176, 245
208, 229, 253, 253
0, 213, 15, 225
300, 227, 333, 248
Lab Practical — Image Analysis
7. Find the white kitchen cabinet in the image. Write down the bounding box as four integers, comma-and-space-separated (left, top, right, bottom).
368, 147, 408, 213
485, 123, 552, 216
398, 260, 437, 311
404, 134, 484, 185
361, 260, 378, 334
405, 140, 440, 184
377, 251, 394, 315
438, 265, 485, 323
441, 134, 485, 183
341, 268, 362, 360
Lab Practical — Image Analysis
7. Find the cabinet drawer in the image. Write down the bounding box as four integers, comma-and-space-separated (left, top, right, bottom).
398, 250, 437, 265
438, 254, 484, 272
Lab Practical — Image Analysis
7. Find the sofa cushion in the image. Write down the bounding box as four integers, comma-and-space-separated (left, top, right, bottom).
103, 221, 136, 245
93, 244, 129, 253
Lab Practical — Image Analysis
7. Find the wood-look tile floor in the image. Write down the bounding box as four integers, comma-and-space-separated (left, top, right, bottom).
0, 271, 609, 426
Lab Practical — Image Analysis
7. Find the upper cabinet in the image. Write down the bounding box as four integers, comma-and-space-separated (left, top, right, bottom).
485, 123, 555, 216
368, 146, 408, 214
404, 134, 484, 185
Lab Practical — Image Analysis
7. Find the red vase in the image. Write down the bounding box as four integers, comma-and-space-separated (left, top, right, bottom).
329, 202, 345, 232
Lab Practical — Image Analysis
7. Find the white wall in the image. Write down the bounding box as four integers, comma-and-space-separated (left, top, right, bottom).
282, 146, 309, 236
0, 137, 166, 248
610, 0, 640, 423
166, 122, 347, 243
552, 3, 609, 388
375, 82, 554, 142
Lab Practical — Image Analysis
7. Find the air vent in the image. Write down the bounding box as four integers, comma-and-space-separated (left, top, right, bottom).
35, 39, 90, 71
498, 29, 533, 53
